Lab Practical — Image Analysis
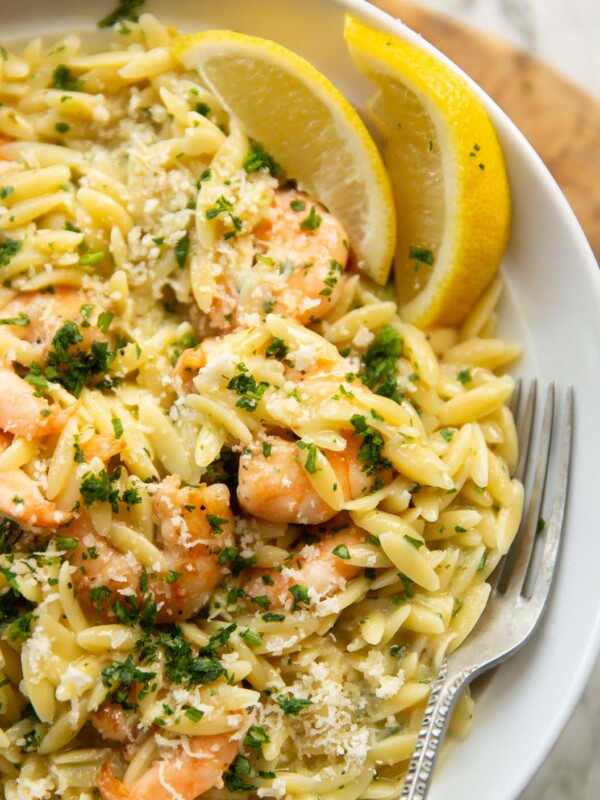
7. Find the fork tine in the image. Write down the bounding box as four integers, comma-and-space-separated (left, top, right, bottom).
514, 380, 537, 482
487, 380, 537, 593
525, 386, 574, 605
498, 383, 554, 594
509, 377, 522, 419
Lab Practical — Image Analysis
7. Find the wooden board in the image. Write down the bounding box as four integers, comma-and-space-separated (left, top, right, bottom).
370, 0, 600, 261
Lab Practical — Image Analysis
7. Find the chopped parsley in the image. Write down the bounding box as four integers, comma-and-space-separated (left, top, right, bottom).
174, 232, 190, 268
250, 595, 271, 611
159, 625, 226, 687
477, 549, 488, 572
409, 246, 434, 264
217, 546, 238, 566
111, 417, 123, 439
0, 237, 22, 267
80, 469, 121, 513
202, 623, 237, 653
205, 195, 242, 233
7, 610, 36, 641
90, 584, 157, 630
289, 584, 311, 611
217, 547, 255, 576
349, 414, 391, 477
359, 325, 404, 404
0, 312, 29, 326
27, 319, 116, 397
275, 694, 313, 715
206, 514, 229, 535
224, 755, 257, 793
0, 186, 14, 199
227, 363, 269, 411
332, 544, 350, 560
242, 140, 282, 177
244, 725, 270, 749
537, 517, 546, 534
55, 122, 70, 134
262, 612, 285, 622
440, 428, 455, 443
296, 440, 319, 474
184, 707, 204, 722
300, 205, 321, 231
55, 536, 78, 550
452, 599, 464, 619
403, 534, 424, 550
240, 628, 262, 647
398, 572, 415, 598
197, 168, 212, 187
261, 442, 272, 458
265, 336, 289, 360
290, 198, 306, 212
319, 258, 343, 298
0, 517, 22, 554
98, 0, 146, 28
122, 487, 142, 507
101, 655, 156, 709
457, 369, 472, 385
52, 65, 83, 92
97, 311, 114, 333
194, 102, 210, 117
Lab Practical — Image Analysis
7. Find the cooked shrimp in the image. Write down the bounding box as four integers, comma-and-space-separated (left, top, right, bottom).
210, 189, 349, 330
245, 514, 364, 609
0, 468, 71, 528
81, 434, 125, 463
173, 338, 219, 393
91, 703, 140, 746
71, 476, 234, 624
96, 733, 238, 800
0, 367, 76, 439
237, 433, 386, 525
0, 287, 104, 360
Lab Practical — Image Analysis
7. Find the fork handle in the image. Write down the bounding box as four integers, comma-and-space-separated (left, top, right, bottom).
401, 662, 477, 800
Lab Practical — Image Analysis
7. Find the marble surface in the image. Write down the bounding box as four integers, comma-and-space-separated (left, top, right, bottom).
414, 3, 600, 798
416, 0, 600, 96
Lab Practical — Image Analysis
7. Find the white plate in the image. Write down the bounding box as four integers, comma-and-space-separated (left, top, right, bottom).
3, 1, 600, 798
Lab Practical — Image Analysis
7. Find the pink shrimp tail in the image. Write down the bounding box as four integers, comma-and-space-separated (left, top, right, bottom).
96, 762, 133, 800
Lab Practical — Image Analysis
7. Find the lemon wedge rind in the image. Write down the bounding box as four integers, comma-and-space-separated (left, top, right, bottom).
344, 15, 511, 328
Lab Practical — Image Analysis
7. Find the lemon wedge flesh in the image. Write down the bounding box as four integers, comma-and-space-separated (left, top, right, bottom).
344, 15, 511, 327
173, 30, 396, 284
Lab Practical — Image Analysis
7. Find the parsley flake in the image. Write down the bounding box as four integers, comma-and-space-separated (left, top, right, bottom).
0, 237, 23, 267
98, 0, 146, 28
289, 584, 311, 611
275, 694, 313, 715
52, 65, 83, 92
242, 141, 282, 177
174, 232, 190, 268
359, 325, 404, 404
0, 312, 29, 326
300, 205, 322, 231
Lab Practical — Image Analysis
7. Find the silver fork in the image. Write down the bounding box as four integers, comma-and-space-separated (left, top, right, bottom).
400, 382, 574, 800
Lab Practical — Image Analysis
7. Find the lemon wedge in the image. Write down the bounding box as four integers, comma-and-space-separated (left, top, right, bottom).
344, 15, 511, 327
172, 30, 396, 284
